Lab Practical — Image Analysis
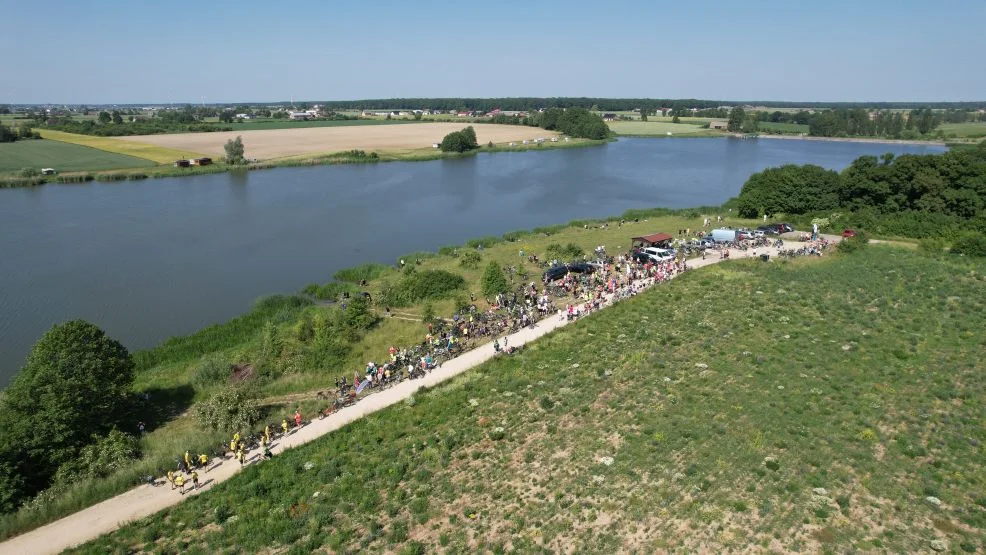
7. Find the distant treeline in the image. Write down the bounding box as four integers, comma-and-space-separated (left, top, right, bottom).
271, 98, 986, 111
735, 142, 986, 238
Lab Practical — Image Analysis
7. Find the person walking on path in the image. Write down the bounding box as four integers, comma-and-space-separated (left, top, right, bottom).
166, 470, 175, 490
183, 450, 192, 471
190, 470, 199, 490
236, 447, 245, 467
174, 473, 185, 495
281, 418, 289, 436
198, 453, 209, 472
294, 409, 303, 429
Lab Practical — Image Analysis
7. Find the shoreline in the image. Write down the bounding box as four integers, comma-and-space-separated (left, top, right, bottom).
751, 133, 947, 147
0, 138, 610, 189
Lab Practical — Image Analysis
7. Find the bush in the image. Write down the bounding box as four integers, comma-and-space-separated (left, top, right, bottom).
459, 251, 481, 269
545, 242, 585, 260
837, 231, 869, 254
380, 270, 466, 307
191, 354, 230, 387
466, 236, 502, 249
481, 262, 509, 298
951, 232, 986, 257
51, 430, 141, 485
194, 386, 260, 432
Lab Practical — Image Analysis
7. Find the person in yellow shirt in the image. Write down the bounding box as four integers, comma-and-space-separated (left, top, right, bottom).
236, 448, 245, 466
174, 473, 186, 495
183, 450, 191, 470
167, 470, 175, 490
198, 453, 209, 471
264, 424, 271, 444
190, 470, 199, 490
281, 419, 289, 435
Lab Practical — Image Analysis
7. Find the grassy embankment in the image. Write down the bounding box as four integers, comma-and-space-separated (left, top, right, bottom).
0, 209, 734, 541
74, 245, 986, 553
758, 121, 811, 134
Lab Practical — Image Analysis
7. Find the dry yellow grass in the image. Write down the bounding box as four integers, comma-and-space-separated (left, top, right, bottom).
38, 130, 204, 164
115, 123, 560, 160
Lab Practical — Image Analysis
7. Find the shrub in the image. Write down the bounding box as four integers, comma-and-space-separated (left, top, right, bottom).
194, 386, 260, 432
950, 231, 986, 257
466, 236, 502, 249
837, 231, 869, 254
481, 262, 509, 298
191, 354, 230, 387
380, 270, 466, 307
459, 251, 481, 269
51, 430, 141, 485
545, 242, 585, 260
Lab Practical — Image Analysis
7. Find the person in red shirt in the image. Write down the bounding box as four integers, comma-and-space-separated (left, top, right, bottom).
294, 410, 302, 428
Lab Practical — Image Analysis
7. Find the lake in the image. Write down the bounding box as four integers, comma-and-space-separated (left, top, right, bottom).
0, 137, 944, 384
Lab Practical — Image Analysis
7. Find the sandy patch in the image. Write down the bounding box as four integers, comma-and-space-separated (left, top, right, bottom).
116, 123, 559, 160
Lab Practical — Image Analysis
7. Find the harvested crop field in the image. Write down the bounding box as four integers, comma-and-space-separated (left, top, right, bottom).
116, 123, 559, 160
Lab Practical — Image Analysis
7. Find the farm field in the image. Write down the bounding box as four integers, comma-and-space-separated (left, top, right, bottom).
116, 123, 560, 160
0, 140, 155, 173
38, 130, 203, 164
758, 121, 810, 133
938, 122, 986, 139
608, 120, 722, 136
223, 119, 423, 131
71, 245, 986, 553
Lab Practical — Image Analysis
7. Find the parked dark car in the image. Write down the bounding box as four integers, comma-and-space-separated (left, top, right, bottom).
566, 262, 596, 274
756, 225, 779, 235
542, 265, 569, 282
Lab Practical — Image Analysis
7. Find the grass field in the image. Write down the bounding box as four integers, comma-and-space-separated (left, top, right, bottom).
38, 129, 204, 164
607, 120, 723, 137
758, 121, 810, 134
71, 245, 986, 553
0, 140, 155, 173
937, 122, 986, 139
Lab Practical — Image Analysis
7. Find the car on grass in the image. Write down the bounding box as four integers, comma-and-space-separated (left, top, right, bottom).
542, 265, 568, 282
842, 229, 857, 238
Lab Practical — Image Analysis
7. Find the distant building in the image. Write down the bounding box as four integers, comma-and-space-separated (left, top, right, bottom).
602, 113, 617, 121
288, 111, 310, 120
708, 121, 728, 130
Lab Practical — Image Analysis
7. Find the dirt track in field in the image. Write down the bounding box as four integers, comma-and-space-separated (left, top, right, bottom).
116, 123, 559, 160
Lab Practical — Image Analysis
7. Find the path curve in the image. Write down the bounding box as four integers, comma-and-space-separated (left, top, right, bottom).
0, 240, 814, 554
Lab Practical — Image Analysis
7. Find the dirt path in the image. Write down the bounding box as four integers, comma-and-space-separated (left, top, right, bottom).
0, 240, 812, 555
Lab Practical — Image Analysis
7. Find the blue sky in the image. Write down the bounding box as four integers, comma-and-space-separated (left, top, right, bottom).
2, 0, 984, 103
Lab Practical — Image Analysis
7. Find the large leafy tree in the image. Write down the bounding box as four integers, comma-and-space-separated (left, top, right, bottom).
224, 135, 245, 164
481, 262, 510, 298
736, 164, 841, 218
0, 320, 134, 506
727, 107, 745, 132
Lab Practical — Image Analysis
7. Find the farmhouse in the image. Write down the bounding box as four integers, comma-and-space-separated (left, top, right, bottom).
708, 121, 728, 130
602, 113, 618, 121
288, 111, 311, 120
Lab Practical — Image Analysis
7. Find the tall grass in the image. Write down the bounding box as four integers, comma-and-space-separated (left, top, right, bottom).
333, 263, 391, 283
134, 295, 311, 372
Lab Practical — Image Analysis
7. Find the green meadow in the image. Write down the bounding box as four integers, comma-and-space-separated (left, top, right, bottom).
72, 245, 986, 553
0, 140, 155, 173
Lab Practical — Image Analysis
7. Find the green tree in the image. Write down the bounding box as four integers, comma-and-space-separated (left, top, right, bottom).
194, 386, 260, 432
481, 261, 510, 297
97, 111, 111, 124
727, 107, 746, 132
219, 111, 234, 124
260, 321, 283, 360
224, 135, 245, 164
439, 130, 470, 153
0, 320, 134, 502
640, 108, 648, 122
461, 126, 478, 148
672, 113, 680, 124
111, 111, 123, 124
736, 164, 841, 217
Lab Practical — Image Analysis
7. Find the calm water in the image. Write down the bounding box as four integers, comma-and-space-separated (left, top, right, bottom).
0, 138, 944, 384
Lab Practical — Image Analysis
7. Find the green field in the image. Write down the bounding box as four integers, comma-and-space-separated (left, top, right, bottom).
758, 121, 810, 133
607, 120, 722, 136
0, 140, 155, 173
225, 119, 424, 131
937, 122, 986, 139
72, 245, 986, 553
